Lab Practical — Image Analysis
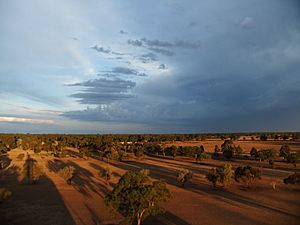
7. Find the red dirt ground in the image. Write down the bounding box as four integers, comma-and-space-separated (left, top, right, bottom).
1, 140, 300, 225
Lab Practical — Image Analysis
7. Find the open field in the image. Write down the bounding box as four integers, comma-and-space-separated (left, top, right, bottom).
1, 139, 300, 225
163, 140, 300, 153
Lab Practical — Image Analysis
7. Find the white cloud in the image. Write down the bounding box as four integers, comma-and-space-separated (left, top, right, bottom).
0, 116, 55, 124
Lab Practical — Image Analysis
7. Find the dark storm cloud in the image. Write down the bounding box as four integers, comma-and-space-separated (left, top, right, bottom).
62, 0, 300, 132
68, 78, 136, 104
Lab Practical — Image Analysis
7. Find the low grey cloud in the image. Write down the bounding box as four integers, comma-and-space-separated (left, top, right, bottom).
127, 39, 143, 46
68, 78, 136, 104
102, 67, 147, 77
142, 38, 201, 48
148, 47, 175, 56
91, 45, 110, 53
128, 38, 201, 49
158, 64, 167, 70
137, 52, 158, 63
120, 30, 128, 34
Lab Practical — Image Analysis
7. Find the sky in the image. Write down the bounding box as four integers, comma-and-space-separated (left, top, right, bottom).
0, 0, 300, 134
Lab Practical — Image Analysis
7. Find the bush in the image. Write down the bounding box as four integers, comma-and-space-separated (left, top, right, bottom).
101, 167, 112, 181
0, 188, 12, 203
177, 168, 193, 188
59, 166, 75, 185
195, 152, 210, 162
206, 168, 221, 188
222, 164, 234, 187
283, 173, 300, 185
234, 166, 261, 187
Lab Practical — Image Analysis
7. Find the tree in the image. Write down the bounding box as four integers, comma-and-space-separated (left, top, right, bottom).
234, 166, 261, 187
22, 156, 44, 184
0, 188, 11, 203
283, 173, 300, 185
256, 149, 276, 162
105, 171, 171, 225
279, 145, 290, 159
234, 145, 243, 157
286, 153, 299, 167
260, 133, 268, 141
214, 145, 220, 153
59, 166, 75, 185
221, 140, 234, 160
177, 168, 193, 188
206, 164, 233, 188
250, 147, 258, 158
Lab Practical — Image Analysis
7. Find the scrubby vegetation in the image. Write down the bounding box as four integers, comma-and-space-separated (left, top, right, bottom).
59, 166, 75, 185
283, 173, 300, 185
177, 168, 193, 188
234, 166, 261, 187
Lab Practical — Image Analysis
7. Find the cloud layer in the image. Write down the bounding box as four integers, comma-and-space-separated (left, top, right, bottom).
1, 0, 300, 133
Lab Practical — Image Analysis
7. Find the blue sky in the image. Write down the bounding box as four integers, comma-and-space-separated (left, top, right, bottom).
0, 0, 300, 133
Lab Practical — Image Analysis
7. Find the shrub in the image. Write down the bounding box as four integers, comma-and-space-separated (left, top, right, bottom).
222, 164, 234, 187
206, 168, 221, 188
177, 168, 193, 188
0, 188, 12, 203
23, 157, 44, 184
101, 167, 112, 181
59, 166, 75, 185
283, 173, 300, 185
105, 171, 171, 225
234, 166, 261, 187
195, 152, 210, 162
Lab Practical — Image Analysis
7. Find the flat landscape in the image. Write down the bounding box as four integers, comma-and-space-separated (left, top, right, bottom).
1, 137, 299, 225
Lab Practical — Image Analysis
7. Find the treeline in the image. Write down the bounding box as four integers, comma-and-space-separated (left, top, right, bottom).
0, 131, 299, 147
